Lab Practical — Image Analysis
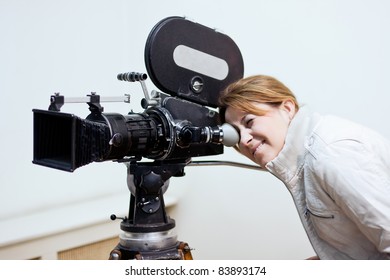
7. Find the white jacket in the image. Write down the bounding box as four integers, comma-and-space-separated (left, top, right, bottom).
265, 107, 390, 259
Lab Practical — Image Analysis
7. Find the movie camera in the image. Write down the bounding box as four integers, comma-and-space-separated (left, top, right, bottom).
32, 16, 244, 259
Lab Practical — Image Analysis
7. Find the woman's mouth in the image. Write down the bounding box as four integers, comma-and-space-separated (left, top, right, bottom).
252, 140, 266, 156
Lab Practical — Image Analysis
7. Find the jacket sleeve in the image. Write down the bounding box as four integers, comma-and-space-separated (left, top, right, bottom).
315, 137, 390, 256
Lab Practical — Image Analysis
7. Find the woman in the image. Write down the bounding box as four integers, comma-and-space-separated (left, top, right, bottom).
218, 75, 390, 259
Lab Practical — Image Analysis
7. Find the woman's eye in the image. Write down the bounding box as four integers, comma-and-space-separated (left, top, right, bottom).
246, 118, 254, 126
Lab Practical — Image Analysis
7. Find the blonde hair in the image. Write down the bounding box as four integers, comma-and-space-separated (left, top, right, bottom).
219, 75, 299, 122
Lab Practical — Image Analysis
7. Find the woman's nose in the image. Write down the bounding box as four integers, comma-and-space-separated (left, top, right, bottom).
239, 131, 252, 147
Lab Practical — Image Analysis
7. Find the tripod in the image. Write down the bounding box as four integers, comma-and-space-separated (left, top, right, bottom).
109, 160, 193, 260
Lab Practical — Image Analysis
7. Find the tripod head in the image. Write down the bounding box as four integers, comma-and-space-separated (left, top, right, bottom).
109, 160, 191, 260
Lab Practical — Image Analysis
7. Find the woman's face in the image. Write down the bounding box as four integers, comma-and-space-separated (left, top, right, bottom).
224, 101, 295, 168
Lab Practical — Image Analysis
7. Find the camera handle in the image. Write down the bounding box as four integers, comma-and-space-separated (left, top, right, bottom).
109, 160, 193, 260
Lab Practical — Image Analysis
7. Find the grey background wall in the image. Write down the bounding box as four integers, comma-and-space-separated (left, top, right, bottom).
1, 0, 389, 259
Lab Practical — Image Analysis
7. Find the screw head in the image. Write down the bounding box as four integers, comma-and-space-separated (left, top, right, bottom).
190, 76, 203, 93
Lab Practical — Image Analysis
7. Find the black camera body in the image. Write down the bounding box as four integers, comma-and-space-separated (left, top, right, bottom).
32, 16, 244, 172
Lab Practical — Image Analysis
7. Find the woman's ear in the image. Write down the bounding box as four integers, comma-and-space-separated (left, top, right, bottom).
281, 99, 296, 120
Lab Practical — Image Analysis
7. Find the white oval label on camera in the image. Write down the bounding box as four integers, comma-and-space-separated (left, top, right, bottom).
173, 45, 229, 80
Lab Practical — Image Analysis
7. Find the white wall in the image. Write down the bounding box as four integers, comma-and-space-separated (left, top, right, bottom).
1, 0, 389, 259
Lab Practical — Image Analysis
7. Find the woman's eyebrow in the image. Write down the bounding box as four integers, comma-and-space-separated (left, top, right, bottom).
240, 114, 251, 125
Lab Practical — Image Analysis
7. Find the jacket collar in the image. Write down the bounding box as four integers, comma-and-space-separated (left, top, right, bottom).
265, 106, 321, 186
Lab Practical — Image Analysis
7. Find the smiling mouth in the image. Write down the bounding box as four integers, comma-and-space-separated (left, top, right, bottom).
252, 140, 266, 156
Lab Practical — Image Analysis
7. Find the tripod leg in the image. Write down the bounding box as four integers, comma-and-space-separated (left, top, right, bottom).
178, 242, 193, 260
109, 247, 122, 260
